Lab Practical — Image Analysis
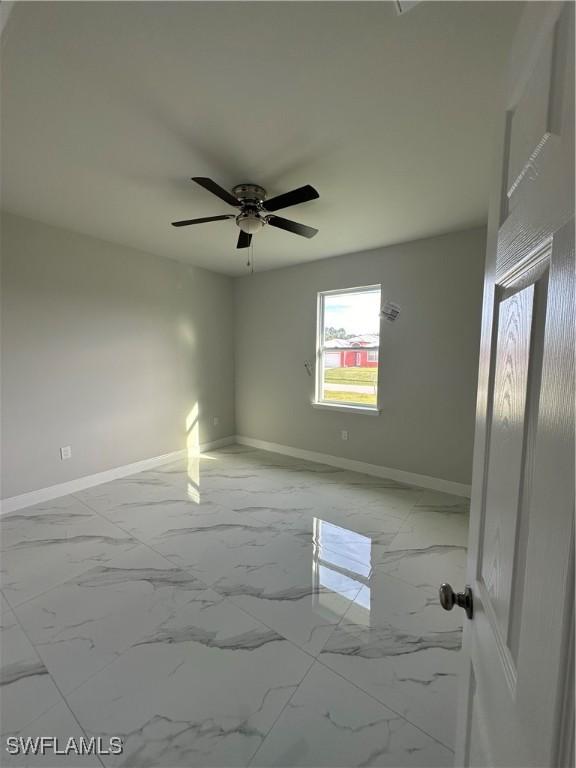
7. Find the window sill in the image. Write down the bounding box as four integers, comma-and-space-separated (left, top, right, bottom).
311, 402, 382, 416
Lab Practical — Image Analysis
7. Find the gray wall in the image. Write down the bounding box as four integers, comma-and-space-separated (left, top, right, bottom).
2, 216, 485, 498
234, 227, 486, 486
1, 213, 235, 499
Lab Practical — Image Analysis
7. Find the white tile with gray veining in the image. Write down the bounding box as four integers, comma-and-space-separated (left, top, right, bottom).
1, 447, 468, 766
2, 700, 101, 767
0, 596, 64, 737
79, 494, 234, 544
373, 493, 469, 591
11, 545, 220, 694
319, 570, 464, 748
250, 662, 453, 767
65, 598, 314, 767
1, 500, 139, 607
146, 508, 295, 584
75, 471, 189, 513
0, 496, 97, 551
210, 537, 362, 656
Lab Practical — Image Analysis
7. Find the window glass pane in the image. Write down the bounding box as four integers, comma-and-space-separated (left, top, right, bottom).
323, 290, 380, 344
321, 351, 378, 405
319, 287, 381, 407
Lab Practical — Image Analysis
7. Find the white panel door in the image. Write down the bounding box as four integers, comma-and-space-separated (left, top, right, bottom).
453, 3, 574, 767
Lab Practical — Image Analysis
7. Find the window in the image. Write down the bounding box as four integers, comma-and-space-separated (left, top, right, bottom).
315, 285, 381, 409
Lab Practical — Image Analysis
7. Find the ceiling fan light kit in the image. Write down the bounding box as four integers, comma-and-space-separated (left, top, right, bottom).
237, 214, 265, 235
171, 177, 320, 250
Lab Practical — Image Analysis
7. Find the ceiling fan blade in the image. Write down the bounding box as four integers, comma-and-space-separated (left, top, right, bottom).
191, 177, 241, 207
171, 215, 235, 227
237, 231, 252, 249
262, 184, 319, 212
266, 215, 318, 239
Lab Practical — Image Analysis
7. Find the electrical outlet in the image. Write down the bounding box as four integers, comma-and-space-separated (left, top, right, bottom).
60, 445, 72, 460
213, 416, 219, 426
341, 430, 349, 441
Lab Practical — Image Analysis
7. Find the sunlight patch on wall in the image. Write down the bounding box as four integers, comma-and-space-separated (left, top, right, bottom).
186, 402, 200, 502
178, 318, 196, 347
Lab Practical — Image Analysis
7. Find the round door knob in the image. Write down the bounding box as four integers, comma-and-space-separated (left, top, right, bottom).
439, 583, 473, 620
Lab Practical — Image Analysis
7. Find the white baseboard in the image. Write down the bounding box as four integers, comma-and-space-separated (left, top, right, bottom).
235, 435, 471, 498
0, 436, 236, 515
1, 433, 468, 515
200, 436, 237, 452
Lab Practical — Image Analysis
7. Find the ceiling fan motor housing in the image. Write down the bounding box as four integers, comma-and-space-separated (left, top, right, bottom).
232, 183, 267, 204
233, 184, 267, 233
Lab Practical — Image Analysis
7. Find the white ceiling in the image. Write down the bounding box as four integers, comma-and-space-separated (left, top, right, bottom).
1, 1, 522, 275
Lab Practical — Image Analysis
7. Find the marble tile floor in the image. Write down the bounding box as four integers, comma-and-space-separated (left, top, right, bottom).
1, 446, 469, 767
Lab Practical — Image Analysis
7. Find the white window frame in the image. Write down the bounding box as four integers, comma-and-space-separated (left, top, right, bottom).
313, 284, 382, 414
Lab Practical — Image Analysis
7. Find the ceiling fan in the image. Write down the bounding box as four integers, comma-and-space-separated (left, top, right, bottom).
171, 177, 320, 248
